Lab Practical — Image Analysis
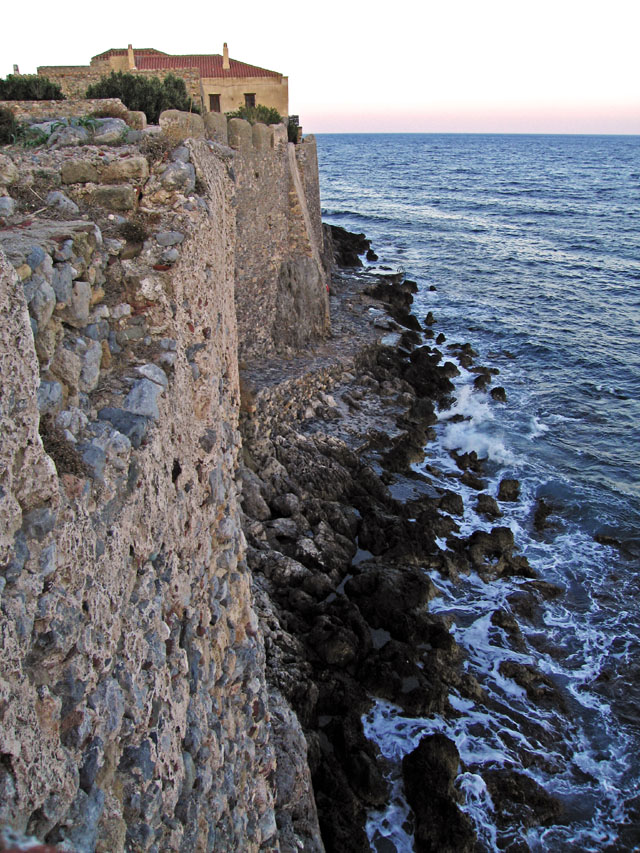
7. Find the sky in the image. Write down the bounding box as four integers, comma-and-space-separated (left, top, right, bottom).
2, 0, 639, 134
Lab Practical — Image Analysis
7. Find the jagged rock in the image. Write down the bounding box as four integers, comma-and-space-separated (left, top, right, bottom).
498, 478, 521, 502
325, 225, 370, 267
491, 385, 507, 402
402, 734, 475, 853
476, 492, 502, 519
240, 467, 272, 521
483, 769, 562, 829
97, 407, 149, 448
25, 275, 55, 329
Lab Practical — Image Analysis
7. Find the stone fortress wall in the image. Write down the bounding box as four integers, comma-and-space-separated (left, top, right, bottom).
0, 104, 328, 851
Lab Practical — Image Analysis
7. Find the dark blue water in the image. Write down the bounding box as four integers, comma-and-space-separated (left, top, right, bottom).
316, 134, 640, 851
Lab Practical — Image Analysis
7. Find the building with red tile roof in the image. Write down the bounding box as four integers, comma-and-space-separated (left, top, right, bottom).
38, 44, 289, 117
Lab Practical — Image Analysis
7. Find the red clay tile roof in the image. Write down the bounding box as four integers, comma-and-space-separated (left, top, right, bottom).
135, 54, 282, 79
92, 48, 167, 60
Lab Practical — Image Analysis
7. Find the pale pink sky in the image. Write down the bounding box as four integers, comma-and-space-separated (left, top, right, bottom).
2, 0, 639, 134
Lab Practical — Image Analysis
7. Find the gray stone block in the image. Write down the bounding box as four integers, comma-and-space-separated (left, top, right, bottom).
124, 378, 164, 419
98, 407, 149, 448
37, 379, 63, 413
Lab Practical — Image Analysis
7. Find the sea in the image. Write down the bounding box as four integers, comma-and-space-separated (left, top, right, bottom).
315, 133, 640, 852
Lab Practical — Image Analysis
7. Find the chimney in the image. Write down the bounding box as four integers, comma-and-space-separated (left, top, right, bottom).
127, 44, 136, 70
13, 64, 19, 75
223, 42, 230, 71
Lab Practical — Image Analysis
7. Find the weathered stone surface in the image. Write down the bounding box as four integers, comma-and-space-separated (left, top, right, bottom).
92, 185, 137, 211
92, 118, 128, 144
123, 377, 164, 419
48, 124, 90, 147
37, 379, 63, 413
46, 191, 80, 216
0, 154, 19, 186
78, 340, 102, 392
159, 109, 205, 143
50, 345, 82, 392
203, 112, 228, 145
25, 275, 56, 328
59, 280, 91, 327
125, 110, 147, 131
228, 118, 253, 150
158, 161, 196, 194
155, 230, 184, 247
51, 263, 76, 302
99, 156, 149, 184
61, 160, 99, 185
0, 196, 16, 216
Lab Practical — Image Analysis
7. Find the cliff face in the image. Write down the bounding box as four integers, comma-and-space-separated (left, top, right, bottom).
0, 110, 329, 851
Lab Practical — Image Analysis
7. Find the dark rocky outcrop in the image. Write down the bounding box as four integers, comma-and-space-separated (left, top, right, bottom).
324, 224, 372, 267
402, 734, 475, 853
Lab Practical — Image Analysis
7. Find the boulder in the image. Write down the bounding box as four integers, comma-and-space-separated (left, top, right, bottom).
48, 125, 90, 147
92, 118, 128, 144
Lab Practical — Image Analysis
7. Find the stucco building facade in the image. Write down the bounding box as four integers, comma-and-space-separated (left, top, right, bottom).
38, 44, 289, 116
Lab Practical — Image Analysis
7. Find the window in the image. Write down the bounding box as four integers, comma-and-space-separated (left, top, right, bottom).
244, 93, 256, 108
209, 94, 221, 113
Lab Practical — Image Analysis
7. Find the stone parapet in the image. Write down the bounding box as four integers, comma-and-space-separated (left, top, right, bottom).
0, 98, 130, 122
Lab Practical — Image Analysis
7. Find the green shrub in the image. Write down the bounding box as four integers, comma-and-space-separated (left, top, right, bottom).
287, 115, 300, 143
0, 107, 18, 144
226, 104, 283, 125
0, 74, 64, 100
85, 72, 200, 124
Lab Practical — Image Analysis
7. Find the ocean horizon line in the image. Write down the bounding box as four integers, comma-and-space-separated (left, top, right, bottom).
311, 130, 640, 137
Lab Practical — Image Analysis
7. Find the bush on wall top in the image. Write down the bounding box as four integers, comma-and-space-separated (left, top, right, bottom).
226, 105, 283, 126
0, 74, 65, 101
86, 72, 200, 124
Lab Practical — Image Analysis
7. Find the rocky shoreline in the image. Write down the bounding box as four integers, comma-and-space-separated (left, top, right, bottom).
239, 226, 565, 852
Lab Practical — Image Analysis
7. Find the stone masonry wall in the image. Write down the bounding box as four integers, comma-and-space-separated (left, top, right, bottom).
0, 132, 280, 851
0, 99, 131, 122
228, 120, 330, 362
36, 66, 204, 106
35, 68, 106, 100
0, 104, 331, 851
